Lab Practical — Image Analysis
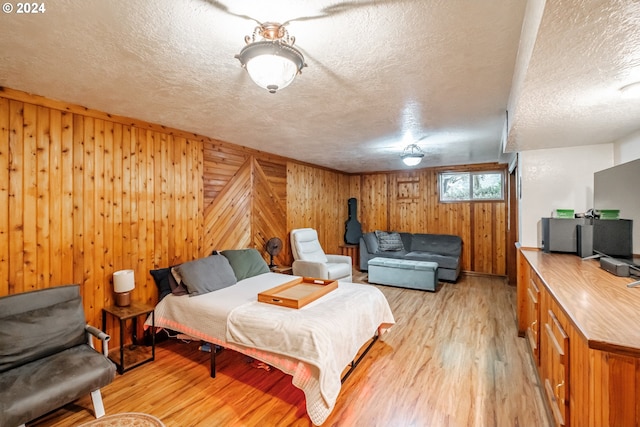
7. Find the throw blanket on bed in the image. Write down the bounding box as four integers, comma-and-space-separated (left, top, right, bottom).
226, 281, 395, 425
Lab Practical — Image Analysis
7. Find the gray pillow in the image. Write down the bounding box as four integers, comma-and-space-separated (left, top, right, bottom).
176, 255, 237, 296
362, 232, 379, 254
375, 230, 405, 251
221, 248, 270, 281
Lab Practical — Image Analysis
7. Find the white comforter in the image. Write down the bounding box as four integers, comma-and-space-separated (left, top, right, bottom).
150, 273, 395, 425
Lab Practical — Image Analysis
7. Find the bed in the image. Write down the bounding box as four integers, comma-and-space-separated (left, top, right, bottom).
147, 251, 395, 426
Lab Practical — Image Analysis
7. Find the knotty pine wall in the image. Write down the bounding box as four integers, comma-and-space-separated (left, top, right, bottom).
357, 164, 508, 275
0, 88, 508, 332
0, 91, 204, 330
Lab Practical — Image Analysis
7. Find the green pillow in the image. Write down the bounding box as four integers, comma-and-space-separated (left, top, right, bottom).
221, 248, 270, 281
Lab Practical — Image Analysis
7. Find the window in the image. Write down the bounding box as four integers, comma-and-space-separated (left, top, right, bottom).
439, 171, 504, 202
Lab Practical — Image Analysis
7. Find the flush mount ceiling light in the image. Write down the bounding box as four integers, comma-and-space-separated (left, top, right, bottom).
235, 22, 307, 94
401, 144, 425, 166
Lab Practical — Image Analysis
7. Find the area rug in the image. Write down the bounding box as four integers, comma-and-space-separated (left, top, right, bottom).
77, 412, 165, 427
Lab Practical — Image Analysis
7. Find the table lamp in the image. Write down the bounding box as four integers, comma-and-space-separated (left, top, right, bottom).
113, 269, 135, 307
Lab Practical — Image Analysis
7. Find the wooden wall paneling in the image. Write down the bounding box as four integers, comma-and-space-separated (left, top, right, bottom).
172, 137, 186, 266
94, 119, 106, 318
184, 137, 194, 261
256, 158, 288, 265
0, 99, 9, 296
152, 131, 165, 272
286, 163, 347, 257
470, 202, 507, 275
22, 104, 37, 293
332, 171, 347, 253
72, 114, 85, 297
495, 201, 507, 275
122, 124, 135, 305
1, 90, 205, 331
189, 137, 204, 260
60, 112, 74, 290
252, 158, 288, 265
139, 129, 152, 300
348, 174, 361, 200
256, 158, 287, 202
356, 165, 509, 275
204, 158, 252, 253
103, 120, 114, 307
36, 106, 50, 289
111, 123, 124, 306
472, 203, 494, 274
203, 142, 250, 206
388, 172, 422, 233
359, 173, 389, 232
83, 116, 96, 322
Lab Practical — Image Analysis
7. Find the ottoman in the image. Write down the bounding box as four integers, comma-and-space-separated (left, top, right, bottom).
368, 257, 439, 291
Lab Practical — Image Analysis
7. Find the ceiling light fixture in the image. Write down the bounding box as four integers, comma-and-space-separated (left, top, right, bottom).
235, 22, 307, 94
401, 144, 425, 166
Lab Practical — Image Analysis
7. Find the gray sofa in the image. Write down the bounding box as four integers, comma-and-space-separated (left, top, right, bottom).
0, 285, 116, 427
360, 231, 462, 282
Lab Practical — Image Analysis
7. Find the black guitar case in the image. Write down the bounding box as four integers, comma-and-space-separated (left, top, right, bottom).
344, 197, 363, 245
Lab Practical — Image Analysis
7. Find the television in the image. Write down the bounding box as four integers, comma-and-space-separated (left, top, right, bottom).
592, 219, 633, 259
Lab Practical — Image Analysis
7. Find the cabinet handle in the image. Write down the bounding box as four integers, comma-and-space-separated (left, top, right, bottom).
530, 320, 537, 333
555, 380, 565, 400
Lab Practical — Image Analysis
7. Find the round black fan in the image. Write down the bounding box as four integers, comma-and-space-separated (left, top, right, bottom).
265, 237, 283, 268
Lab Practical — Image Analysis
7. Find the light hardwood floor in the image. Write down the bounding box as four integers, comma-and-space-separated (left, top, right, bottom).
30, 272, 551, 427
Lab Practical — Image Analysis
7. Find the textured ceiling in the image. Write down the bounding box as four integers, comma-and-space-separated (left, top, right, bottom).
0, 0, 639, 173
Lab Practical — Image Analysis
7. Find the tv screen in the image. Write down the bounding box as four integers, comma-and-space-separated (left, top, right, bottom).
592, 219, 633, 259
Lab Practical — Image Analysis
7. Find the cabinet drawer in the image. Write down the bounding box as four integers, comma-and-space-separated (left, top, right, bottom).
543, 309, 569, 427
526, 276, 540, 361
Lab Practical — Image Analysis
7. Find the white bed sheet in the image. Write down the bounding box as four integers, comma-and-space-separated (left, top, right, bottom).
149, 272, 395, 425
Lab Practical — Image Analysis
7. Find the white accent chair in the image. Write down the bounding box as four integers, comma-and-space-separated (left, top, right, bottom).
290, 228, 353, 281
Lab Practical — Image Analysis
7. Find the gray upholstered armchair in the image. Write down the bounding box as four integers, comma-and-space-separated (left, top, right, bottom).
0, 285, 116, 427
290, 228, 352, 281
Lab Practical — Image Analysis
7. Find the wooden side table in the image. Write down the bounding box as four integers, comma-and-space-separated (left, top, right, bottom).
102, 302, 155, 374
340, 244, 360, 268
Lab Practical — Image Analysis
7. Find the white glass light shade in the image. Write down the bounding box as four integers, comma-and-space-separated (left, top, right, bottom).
236, 40, 305, 93
402, 156, 423, 166
401, 144, 425, 166
246, 54, 299, 93
113, 269, 135, 293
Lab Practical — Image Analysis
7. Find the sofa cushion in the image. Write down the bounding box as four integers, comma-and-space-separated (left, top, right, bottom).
176, 255, 237, 297
362, 232, 379, 254
410, 234, 462, 257
0, 286, 86, 373
0, 345, 116, 427
221, 248, 270, 281
375, 231, 405, 251
405, 252, 459, 270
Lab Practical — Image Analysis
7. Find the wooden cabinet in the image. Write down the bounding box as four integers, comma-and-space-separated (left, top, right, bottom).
517, 249, 640, 427
525, 271, 541, 365
541, 302, 569, 426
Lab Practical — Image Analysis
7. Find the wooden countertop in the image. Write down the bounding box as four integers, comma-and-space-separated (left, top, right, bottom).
521, 249, 640, 357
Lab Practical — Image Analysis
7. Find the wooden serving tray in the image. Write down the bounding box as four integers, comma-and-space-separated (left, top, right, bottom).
258, 277, 338, 309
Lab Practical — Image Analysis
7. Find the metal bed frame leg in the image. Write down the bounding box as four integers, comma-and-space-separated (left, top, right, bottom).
341, 335, 378, 384
208, 335, 378, 382
210, 343, 219, 378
